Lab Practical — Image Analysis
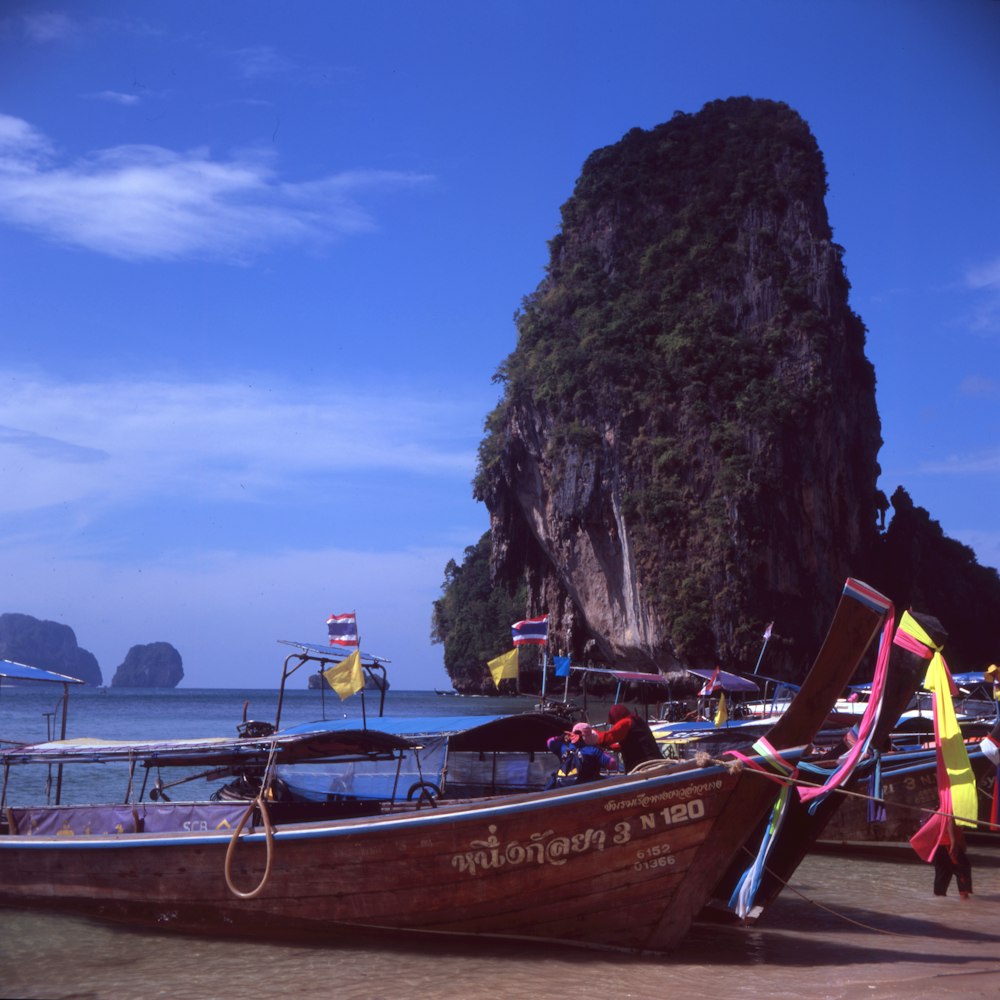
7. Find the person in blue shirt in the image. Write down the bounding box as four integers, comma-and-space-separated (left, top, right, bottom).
545, 722, 618, 788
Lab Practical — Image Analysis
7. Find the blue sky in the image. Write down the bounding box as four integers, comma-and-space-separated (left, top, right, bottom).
1, 1, 997, 689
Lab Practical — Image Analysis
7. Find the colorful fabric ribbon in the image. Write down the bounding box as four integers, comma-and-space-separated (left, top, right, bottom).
796, 605, 895, 810
901, 611, 978, 861
729, 783, 791, 920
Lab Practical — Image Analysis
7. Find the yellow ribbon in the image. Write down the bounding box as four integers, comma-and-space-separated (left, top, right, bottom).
898, 612, 977, 827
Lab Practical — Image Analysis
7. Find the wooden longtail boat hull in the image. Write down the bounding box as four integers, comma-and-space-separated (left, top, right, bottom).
0, 760, 757, 951
0, 578, 891, 953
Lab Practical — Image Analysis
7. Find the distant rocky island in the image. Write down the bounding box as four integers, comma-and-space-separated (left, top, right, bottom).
0, 613, 102, 685
0, 613, 184, 688
111, 642, 184, 688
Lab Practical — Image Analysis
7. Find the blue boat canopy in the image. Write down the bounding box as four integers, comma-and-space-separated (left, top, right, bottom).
0, 658, 85, 684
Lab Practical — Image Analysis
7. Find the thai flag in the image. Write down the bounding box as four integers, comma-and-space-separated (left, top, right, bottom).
327, 612, 359, 647
511, 615, 548, 646
698, 666, 721, 697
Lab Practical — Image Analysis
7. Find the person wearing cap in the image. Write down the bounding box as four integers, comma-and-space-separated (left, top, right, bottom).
544, 722, 618, 788
597, 704, 663, 772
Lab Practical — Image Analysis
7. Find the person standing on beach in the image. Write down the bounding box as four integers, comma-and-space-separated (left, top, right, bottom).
932, 819, 973, 899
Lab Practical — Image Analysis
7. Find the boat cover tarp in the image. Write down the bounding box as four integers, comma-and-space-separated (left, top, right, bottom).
279, 736, 449, 802
0, 659, 85, 684
8, 801, 250, 837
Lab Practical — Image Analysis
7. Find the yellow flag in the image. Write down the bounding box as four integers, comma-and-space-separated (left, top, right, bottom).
323, 649, 364, 700
714, 691, 728, 727
488, 648, 519, 688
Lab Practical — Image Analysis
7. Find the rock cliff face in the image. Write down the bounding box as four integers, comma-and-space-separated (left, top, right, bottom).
876, 488, 1000, 671
0, 613, 103, 685
111, 642, 183, 688
476, 99, 883, 678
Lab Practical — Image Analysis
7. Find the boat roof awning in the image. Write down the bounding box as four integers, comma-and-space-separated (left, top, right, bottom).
277, 712, 568, 752
0, 658, 85, 684
0, 728, 414, 768
279, 714, 508, 738
687, 668, 760, 693
277, 640, 391, 666
952, 672, 992, 690
571, 667, 674, 687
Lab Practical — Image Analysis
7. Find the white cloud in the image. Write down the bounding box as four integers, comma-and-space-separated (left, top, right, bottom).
0, 370, 480, 517
0, 114, 52, 163
231, 44, 294, 80
963, 256, 1000, 335
22, 11, 77, 43
958, 375, 998, 399
0, 113, 432, 262
919, 450, 1000, 476
86, 90, 141, 106
966, 257, 1000, 291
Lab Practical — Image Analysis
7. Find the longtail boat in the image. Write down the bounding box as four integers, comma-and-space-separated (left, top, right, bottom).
704, 609, 941, 921
0, 578, 890, 953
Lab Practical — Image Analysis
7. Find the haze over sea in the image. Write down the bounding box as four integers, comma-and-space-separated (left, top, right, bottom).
1, 687, 999, 999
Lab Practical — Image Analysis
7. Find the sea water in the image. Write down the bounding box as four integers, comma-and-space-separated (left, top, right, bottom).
1, 687, 999, 999
0, 687, 540, 806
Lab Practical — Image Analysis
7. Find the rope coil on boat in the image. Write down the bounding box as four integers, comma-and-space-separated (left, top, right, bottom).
223, 740, 279, 899
224, 794, 274, 899
693, 751, 745, 775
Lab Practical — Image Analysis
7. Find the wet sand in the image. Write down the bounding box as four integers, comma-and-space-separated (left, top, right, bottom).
2, 846, 999, 999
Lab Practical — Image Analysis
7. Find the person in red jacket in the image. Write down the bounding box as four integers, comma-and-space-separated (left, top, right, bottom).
598, 704, 662, 772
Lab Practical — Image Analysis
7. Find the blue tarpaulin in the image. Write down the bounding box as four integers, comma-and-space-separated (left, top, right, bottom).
0, 659, 84, 684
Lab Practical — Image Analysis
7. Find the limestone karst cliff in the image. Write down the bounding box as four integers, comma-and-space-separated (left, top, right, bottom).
435, 97, 1000, 692
473, 98, 884, 680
